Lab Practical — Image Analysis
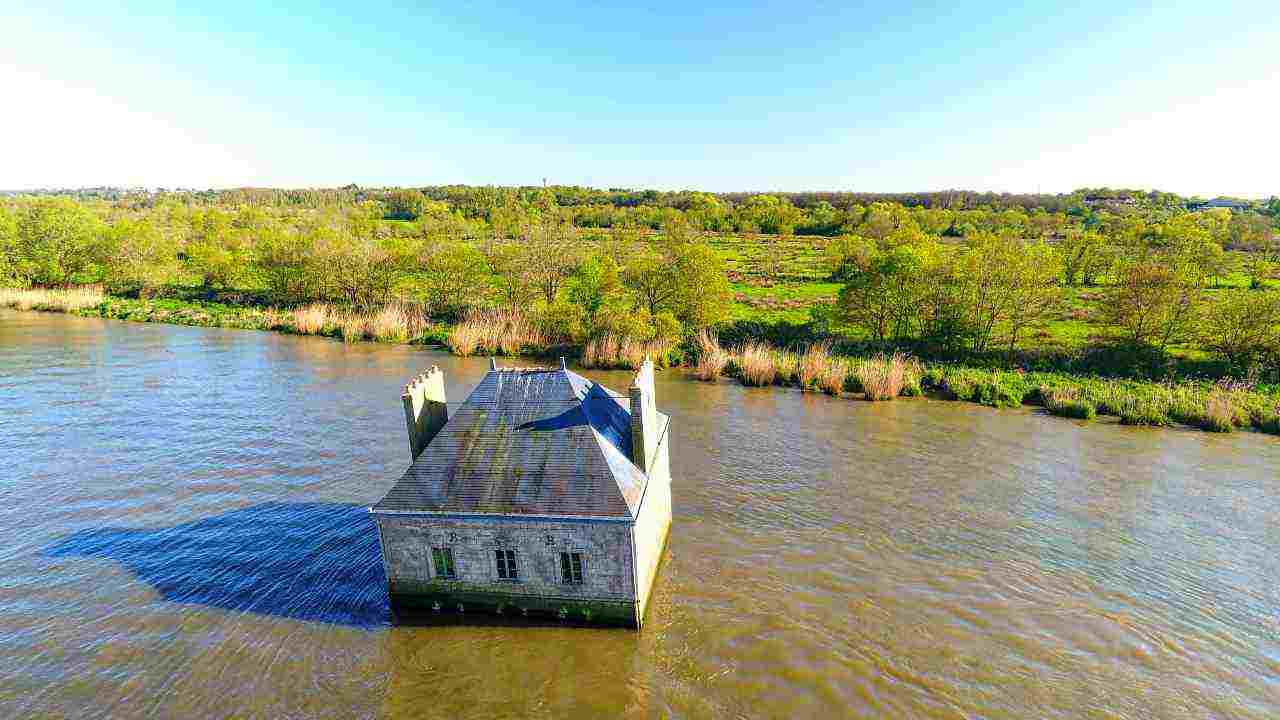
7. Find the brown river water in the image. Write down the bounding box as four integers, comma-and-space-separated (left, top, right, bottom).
2, 308, 1279, 719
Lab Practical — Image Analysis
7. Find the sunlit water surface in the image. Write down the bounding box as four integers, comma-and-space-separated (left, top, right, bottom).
2, 309, 1279, 719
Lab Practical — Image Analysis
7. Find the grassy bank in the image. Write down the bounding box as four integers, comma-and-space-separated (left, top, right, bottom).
6, 286, 1278, 438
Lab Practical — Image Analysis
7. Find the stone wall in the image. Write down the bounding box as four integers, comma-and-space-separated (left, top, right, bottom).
631, 416, 673, 625
376, 514, 637, 607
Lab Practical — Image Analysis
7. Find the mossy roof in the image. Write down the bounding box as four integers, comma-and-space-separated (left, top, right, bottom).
371, 367, 663, 519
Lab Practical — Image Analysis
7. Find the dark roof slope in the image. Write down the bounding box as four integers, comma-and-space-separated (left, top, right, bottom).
371, 366, 652, 518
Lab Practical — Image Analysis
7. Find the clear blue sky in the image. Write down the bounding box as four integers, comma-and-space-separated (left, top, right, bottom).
2, 1, 1276, 196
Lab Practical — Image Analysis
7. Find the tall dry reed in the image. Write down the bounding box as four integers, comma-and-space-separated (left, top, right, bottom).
799, 341, 833, 390
339, 313, 370, 342
582, 333, 670, 370
693, 329, 730, 381
369, 302, 417, 343
856, 352, 914, 400
816, 357, 848, 396
290, 303, 332, 334
0, 285, 104, 312
737, 341, 778, 387
448, 308, 546, 357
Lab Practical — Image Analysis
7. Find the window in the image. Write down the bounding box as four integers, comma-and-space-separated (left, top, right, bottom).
431, 547, 456, 579
495, 549, 519, 580
560, 552, 584, 585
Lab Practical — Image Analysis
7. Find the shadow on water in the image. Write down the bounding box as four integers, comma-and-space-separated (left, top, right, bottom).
45, 502, 392, 628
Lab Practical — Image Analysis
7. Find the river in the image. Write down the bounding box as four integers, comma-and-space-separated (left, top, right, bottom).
2, 308, 1279, 719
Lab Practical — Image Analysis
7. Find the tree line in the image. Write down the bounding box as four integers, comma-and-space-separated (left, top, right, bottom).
2, 186, 1278, 376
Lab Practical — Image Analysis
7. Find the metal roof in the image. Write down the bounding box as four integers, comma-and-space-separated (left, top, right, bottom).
371, 366, 663, 519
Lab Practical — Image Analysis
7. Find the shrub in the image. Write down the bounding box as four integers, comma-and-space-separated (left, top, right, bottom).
1041, 386, 1097, 420
1118, 397, 1172, 426
978, 374, 1028, 408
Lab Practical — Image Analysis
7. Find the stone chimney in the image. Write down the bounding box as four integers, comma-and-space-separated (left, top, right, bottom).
629, 358, 657, 474
402, 366, 448, 461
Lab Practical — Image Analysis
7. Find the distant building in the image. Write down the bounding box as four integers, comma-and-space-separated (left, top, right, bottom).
370, 358, 673, 628
1193, 198, 1251, 212
1082, 194, 1138, 209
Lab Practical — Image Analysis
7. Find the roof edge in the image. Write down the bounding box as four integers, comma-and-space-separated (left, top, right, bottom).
367, 508, 634, 523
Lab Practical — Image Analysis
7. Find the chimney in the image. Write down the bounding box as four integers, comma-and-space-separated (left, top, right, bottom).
402, 366, 448, 461
629, 357, 657, 473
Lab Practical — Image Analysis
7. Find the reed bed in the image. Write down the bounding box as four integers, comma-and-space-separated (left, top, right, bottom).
580, 333, 673, 370
736, 341, 778, 387
447, 308, 545, 357
0, 285, 104, 312
798, 341, 832, 390
816, 357, 848, 396
290, 303, 331, 334
855, 353, 916, 401
693, 329, 730, 381
368, 303, 412, 343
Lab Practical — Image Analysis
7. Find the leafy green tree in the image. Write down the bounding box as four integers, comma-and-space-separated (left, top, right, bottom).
835, 243, 931, 343
1227, 213, 1277, 288
566, 253, 622, 328
419, 239, 488, 315
11, 197, 104, 286
0, 205, 17, 285
1200, 291, 1280, 370
383, 189, 430, 220
672, 242, 732, 329
183, 207, 250, 289
1059, 230, 1104, 286
823, 234, 876, 280
623, 247, 679, 317
101, 218, 179, 293
1104, 259, 1200, 350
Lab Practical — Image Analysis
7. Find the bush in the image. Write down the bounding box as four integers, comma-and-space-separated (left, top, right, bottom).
1041, 386, 1097, 420
1118, 398, 1172, 427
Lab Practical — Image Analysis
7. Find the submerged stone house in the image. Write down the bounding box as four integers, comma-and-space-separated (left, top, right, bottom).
369, 357, 672, 628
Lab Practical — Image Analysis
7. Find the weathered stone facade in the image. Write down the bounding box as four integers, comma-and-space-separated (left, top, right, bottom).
371, 358, 672, 629
377, 514, 638, 625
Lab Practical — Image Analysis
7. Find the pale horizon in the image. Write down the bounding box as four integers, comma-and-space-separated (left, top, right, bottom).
3, 2, 1277, 198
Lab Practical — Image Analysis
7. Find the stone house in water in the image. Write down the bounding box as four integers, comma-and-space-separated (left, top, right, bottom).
369, 358, 672, 628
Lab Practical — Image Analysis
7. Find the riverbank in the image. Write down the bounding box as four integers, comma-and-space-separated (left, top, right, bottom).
5, 286, 1278, 437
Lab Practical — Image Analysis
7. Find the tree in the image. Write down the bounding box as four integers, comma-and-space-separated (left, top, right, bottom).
101, 217, 178, 293
520, 220, 581, 304
672, 242, 732, 329
1227, 213, 1277, 288
998, 241, 1062, 355
11, 197, 104, 286
1104, 259, 1199, 350
383, 189, 430, 220
623, 247, 680, 317
419, 239, 487, 315
835, 243, 930, 343
823, 234, 876, 280
183, 207, 250, 289
0, 205, 17, 285
1200, 291, 1280, 371
1059, 230, 1106, 286
566, 252, 622, 328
